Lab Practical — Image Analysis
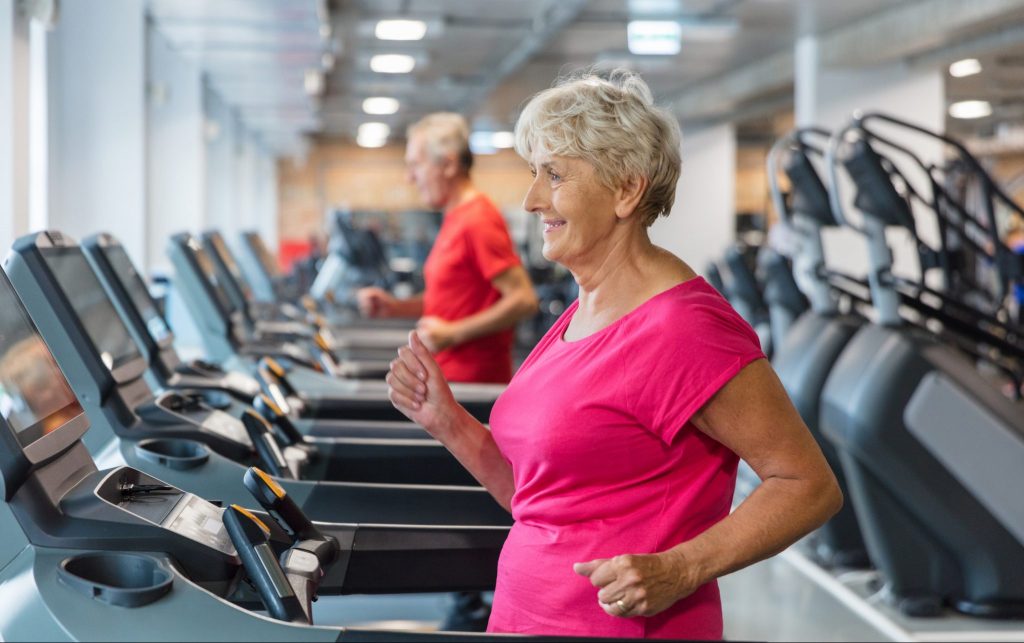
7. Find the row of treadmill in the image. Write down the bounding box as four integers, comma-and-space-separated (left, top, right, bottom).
0, 110, 1021, 643
712, 112, 1024, 621
0, 221, 601, 640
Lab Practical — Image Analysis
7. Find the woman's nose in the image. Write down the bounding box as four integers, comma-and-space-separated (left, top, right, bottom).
522, 178, 548, 214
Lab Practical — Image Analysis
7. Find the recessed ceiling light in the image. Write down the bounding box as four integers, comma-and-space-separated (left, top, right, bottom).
491, 131, 515, 149
362, 97, 400, 115
358, 122, 391, 139
469, 131, 516, 155
304, 69, 324, 96
357, 133, 387, 148
627, 21, 682, 55
370, 54, 416, 74
375, 19, 427, 41
948, 100, 992, 119
949, 58, 982, 78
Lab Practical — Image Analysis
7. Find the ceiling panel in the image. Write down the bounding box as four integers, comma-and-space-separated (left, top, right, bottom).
148, 0, 1024, 154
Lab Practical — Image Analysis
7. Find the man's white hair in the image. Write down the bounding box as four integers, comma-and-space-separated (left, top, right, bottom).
407, 112, 473, 173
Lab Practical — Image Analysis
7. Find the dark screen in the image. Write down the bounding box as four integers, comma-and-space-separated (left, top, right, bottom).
106, 245, 172, 344
0, 272, 83, 447
42, 248, 142, 372
192, 242, 236, 314
208, 234, 254, 302
246, 233, 280, 278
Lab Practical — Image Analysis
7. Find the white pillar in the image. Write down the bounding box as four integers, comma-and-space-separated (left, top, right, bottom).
0, 0, 30, 253
47, 0, 146, 266
146, 24, 204, 275
203, 85, 234, 237
794, 35, 820, 128
650, 123, 737, 274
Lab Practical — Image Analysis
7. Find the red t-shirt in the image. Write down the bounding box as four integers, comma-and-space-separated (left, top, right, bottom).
487, 278, 765, 639
423, 194, 521, 383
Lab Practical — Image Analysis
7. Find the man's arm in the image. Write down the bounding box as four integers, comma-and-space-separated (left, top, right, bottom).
356, 287, 424, 318
417, 265, 538, 351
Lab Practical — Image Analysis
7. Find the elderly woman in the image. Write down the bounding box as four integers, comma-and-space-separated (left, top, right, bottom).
386, 70, 842, 640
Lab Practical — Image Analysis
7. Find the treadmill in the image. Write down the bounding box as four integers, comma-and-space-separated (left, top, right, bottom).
819, 112, 1024, 617
0, 263, 671, 641
236, 229, 415, 331
168, 232, 504, 424
169, 232, 392, 380
200, 230, 409, 357
0, 283, 511, 639
81, 232, 430, 443
5, 230, 508, 524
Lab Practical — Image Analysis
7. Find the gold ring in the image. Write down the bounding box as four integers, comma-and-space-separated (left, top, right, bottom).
616, 598, 629, 614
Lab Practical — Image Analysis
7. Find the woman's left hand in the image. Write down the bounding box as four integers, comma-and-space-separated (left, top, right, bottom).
573, 551, 700, 618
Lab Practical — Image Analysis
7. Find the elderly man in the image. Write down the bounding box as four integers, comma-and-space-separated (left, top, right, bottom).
358, 113, 538, 384
357, 113, 537, 631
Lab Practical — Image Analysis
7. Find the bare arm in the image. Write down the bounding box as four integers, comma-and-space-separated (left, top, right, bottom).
576, 359, 842, 618
676, 358, 842, 582
417, 266, 538, 351
386, 331, 515, 510
356, 287, 424, 318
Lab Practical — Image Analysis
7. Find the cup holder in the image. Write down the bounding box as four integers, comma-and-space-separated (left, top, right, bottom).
58, 553, 173, 608
199, 390, 232, 410
135, 438, 210, 471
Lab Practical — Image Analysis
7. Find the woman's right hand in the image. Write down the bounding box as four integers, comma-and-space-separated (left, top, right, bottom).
386, 331, 461, 438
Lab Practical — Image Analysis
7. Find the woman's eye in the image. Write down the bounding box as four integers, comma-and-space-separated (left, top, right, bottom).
548, 171, 561, 182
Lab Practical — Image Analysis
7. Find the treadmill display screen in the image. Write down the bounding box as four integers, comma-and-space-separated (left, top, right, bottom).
207, 234, 254, 302
193, 245, 236, 315
106, 245, 171, 344
0, 273, 83, 447
246, 233, 280, 278
42, 248, 142, 372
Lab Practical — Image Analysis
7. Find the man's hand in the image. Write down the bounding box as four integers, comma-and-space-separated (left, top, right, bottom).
573, 551, 700, 619
356, 287, 396, 318
416, 316, 458, 353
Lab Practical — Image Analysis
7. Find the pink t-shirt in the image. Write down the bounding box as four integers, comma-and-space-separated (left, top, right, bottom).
487, 277, 764, 639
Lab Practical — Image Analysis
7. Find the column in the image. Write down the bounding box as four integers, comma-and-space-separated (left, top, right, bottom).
650, 123, 737, 274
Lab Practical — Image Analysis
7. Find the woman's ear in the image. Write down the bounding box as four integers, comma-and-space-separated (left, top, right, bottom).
614, 175, 649, 220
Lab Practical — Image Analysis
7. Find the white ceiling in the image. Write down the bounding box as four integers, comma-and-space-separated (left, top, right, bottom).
145, 0, 1024, 154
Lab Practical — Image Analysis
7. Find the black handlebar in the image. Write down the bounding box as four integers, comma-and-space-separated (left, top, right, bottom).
240, 411, 292, 479
222, 505, 310, 624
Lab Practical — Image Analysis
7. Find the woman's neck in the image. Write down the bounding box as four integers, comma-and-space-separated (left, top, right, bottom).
571, 229, 693, 323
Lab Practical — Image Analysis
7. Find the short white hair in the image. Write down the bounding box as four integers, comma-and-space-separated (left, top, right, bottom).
515, 69, 682, 226
407, 112, 473, 173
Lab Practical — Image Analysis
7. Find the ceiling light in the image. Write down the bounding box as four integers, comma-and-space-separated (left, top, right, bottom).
362, 97, 400, 115
370, 54, 416, 74
469, 131, 515, 155
356, 133, 387, 148
627, 21, 682, 55
375, 19, 428, 41
304, 69, 324, 96
948, 100, 992, 119
491, 131, 515, 149
358, 122, 391, 139
949, 58, 982, 78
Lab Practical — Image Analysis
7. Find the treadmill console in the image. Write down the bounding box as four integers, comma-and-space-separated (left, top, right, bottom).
0, 269, 90, 470
152, 392, 253, 448
103, 244, 173, 345
93, 468, 236, 556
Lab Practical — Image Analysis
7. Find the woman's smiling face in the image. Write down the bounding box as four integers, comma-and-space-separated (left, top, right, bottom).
522, 153, 623, 268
